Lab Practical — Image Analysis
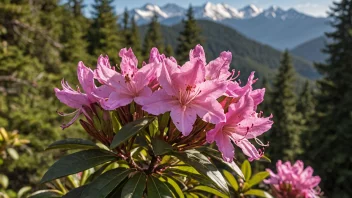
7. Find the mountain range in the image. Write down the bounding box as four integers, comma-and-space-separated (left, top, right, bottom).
138, 20, 320, 84
123, 2, 332, 50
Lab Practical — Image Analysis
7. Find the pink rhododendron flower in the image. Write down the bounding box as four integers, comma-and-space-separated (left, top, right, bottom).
265, 160, 321, 198
95, 48, 158, 110
55, 62, 111, 129
142, 54, 227, 136
206, 92, 273, 162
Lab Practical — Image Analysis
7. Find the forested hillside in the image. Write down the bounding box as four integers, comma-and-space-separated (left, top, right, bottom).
140, 20, 320, 82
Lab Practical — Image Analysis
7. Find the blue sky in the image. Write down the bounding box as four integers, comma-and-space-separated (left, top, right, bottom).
84, 0, 334, 17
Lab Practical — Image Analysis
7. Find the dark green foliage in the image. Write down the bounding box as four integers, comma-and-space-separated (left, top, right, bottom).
164, 44, 174, 57
297, 81, 316, 151
176, 6, 202, 64
88, 0, 121, 64
122, 14, 142, 61
142, 14, 163, 61
267, 51, 303, 162
309, 0, 352, 196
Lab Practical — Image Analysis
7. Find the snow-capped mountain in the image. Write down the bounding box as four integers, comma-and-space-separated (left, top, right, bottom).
121, 2, 331, 50
239, 4, 263, 19
122, 2, 312, 25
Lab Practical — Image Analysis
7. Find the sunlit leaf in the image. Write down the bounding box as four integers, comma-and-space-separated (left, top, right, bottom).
110, 117, 155, 149
248, 171, 270, 188
259, 155, 271, 163
241, 160, 252, 181
29, 190, 63, 198
244, 189, 273, 198
172, 150, 229, 195
81, 168, 132, 197
152, 138, 173, 156
45, 138, 98, 150
222, 170, 239, 191
161, 176, 185, 198
18, 186, 32, 198
7, 147, 19, 160
0, 174, 9, 188
147, 175, 173, 198
41, 149, 116, 183
121, 172, 146, 198
191, 186, 227, 198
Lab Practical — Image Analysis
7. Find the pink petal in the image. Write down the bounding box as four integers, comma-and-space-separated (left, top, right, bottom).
250, 88, 265, 107
158, 58, 179, 95
149, 47, 165, 63
54, 88, 90, 109
95, 56, 120, 87
100, 91, 133, 110
235, 115, 273, 138
77, 61, 96, 102
235, 139, 262, 161
119, 48, 138, 76
205, 51, 232, 81
192, 98, 226, 124
196, 80, 227, 100
141, 90, 178, 115
207, 123, 235, 162
134, 86, 152, 105
134, 62, 159, 88
175, 59, 205, 89
226, 92, 254, 123
170, 105, 197, 136
92, 85, 114, 99
189, 44, 206, 64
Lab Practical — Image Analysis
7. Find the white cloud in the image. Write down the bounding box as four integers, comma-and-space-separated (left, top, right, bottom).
294, 2, 328, 17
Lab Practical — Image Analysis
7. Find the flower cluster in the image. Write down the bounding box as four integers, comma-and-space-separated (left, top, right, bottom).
54, 44, 273, 162
265, 160, 321, 198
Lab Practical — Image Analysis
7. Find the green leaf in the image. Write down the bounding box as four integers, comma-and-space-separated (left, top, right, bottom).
222, 170, 239, 191
151, 138, 173, 156
147, 175, 173, 198
248, 171, 270, 188
46, 138, 98, 150
121, 172, 146, 198
110, 117, 155, 149
41, 149, 116, 183
191, 186, 227, 198
161, 176, 184, 198
29, 190, 63, 198
81, 168, 132, 197
62, 186, 87, 198
0, 174, 9, 188
7, 147, 19, 160
18, 186, 32, 198
241, 160, 252, 181
172, 150, 229, 195
244, 189, 273, 198
259, 155, 271, 163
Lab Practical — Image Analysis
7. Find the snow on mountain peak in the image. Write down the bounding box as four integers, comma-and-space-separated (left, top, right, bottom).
124, 3, 312, 25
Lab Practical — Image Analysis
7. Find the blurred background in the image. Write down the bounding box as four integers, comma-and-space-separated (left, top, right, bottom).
0, 0, 351, 197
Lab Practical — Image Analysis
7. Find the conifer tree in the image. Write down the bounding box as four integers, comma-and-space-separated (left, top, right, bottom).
297, 81, 315, 155
176, 5, 202, 64
129, 17, 142, 60
165, 44, 174, 57
142, 14, 163, 61
309, 0, 352, 196
88, 0, 121, 64
259, 77, 272, 117
268, 50, 302, 162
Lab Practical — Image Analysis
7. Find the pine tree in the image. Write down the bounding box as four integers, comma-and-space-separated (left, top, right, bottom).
309, 0, 352, 196
129, 17, 142, 60
176, 5, 202, 64
142, 14, 163, 61
268, 50, 302, 162
258, 77, 272, 117
88, 0, 121, 64
165, 44, 174, 57
297, 81, 315, 157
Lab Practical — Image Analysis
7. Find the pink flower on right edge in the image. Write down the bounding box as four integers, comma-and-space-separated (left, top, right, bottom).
265, 160, 321, 198
206, 91, 273, 162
